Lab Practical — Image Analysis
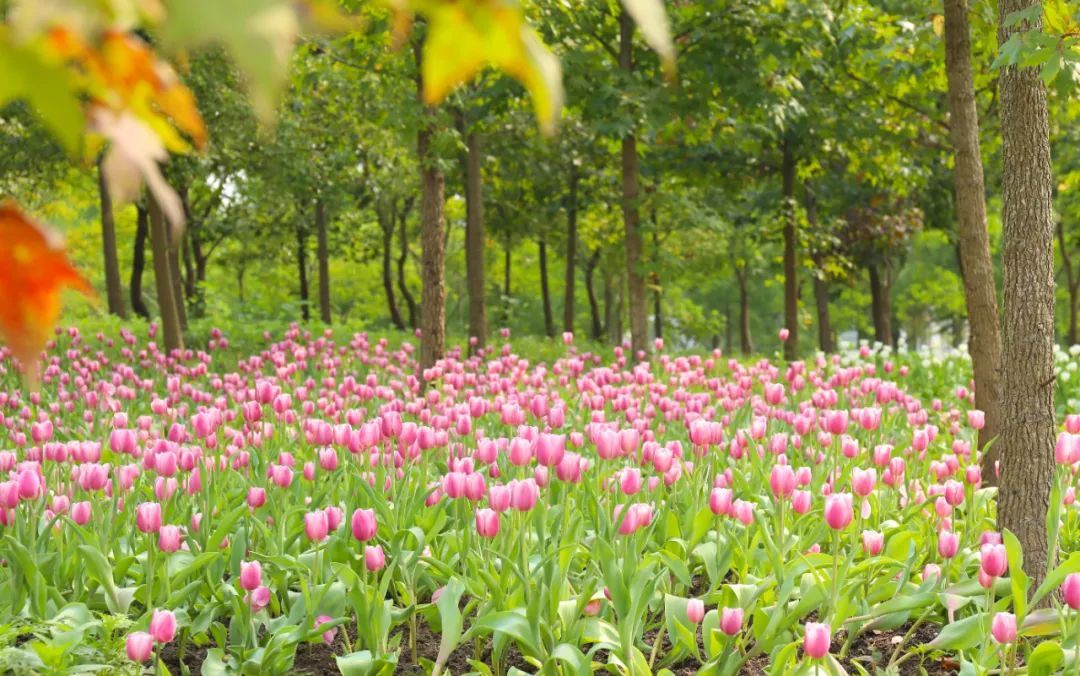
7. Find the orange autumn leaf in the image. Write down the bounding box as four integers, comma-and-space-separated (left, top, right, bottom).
0, 202, 94, 385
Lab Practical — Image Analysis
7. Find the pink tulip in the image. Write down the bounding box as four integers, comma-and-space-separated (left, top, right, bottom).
351, 508, 377, 541
967, 410, 985, 430
1062, 573, 1080, 610
943, 480, 964, 506
791, 489, 812, 514
862, 530, 884, 556
247, 487, 266, 510
720, 607, 744, 635
980, 543, 1008, 577
851, 468, 876, 497
71, 501, 91, 525
135, 502, 162, 534
158, 525, 182, 553
476, 508, 500, 538
709, 488, 732, 516
126, 631, 154, 662
686, 599, 705, 624
365, 545, 386, 572
937, 531, 959, 559
769, 464, 796, 498
824, 493, 853, 530
149, 609, 177, 643
733, 499, 755, 526
803, 622, 831, 659
240, 561, 262, 591
778, 328, 790, 342
314, 615, 337, 645
991, 612, 1016, 644
247, 585, 271, 611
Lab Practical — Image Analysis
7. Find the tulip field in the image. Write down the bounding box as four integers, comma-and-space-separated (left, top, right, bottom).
3, 323, 1080, 676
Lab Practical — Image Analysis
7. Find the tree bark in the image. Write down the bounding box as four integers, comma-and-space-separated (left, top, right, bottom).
97, 158, 126, 318
165, 215, 187, 331
805, 186, 833, 353
539, 237, 555, 337
297, 224, 310, 322
463, 127, 487, 349
131, 204, 150, 319
619, 10, 648, 358
868, 264, 894, 347
181, 230, 196, 302
781, 137, 799, 360
148, 194, 184, 353
416, 41, 446, 373
316, 198, 331, 324
1058, 221, 1078, 345
585, 249, 603, 340
651, 226, 662, 341
996, 0, 1056, 591
735, 264, 753, 355
563, 161, 579, 334
397, 201, 418, 330
945, 0, 1004, 457
502, 238, 512, 326
380, 206, 406, 330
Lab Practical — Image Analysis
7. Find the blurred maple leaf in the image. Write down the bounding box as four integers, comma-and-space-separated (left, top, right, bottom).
0, 203, 94, 387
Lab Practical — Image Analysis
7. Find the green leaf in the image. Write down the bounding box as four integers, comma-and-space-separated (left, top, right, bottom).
472, 610, 540, 657
1031, 551, 1080, 608
433, 577, 466, 672
925, 614, 984, 651
1003, 529, 1029, 621
1028, 640, 1064, 676
0, 30, 84, 154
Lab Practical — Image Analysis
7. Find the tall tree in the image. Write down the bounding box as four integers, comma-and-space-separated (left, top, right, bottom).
619, 9, 648, 357
148, 194, 184, 352
97, 157, 126, 318
416, 39, 447, 372
131, 203, 150, 319
462, 118, 487, 349
316, 197, 331, 324
944, 0, 1003, 458
563, 160, 579, 334
996, 0, 1057, 587
781, 137, 799, 359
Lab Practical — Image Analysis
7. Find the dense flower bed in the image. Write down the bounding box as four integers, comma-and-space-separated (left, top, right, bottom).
0, 324, 1078, 675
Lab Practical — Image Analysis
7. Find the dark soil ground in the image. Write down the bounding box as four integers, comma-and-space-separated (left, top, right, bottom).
159, 618, 956, 675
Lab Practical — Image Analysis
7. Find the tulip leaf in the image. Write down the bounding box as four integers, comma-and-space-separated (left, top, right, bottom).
433, 577, 467, 671
926, 613, 984, 651
1003, 529, 1029, 621
1028, 640, 1065, 676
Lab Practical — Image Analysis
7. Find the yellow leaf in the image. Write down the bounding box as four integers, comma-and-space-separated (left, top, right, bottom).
420, 1, 563, 133
931, 14, 944, 38
0, 203, 94, 387
620, 0, 676, 78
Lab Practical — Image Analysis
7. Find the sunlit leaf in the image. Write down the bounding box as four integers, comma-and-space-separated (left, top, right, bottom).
418, 0, 563, 134
93, 108, 185, 230
159, 0, 301, 123
0, 203, 93, 386
620, 0, 676, 77
0, 28, 84, 153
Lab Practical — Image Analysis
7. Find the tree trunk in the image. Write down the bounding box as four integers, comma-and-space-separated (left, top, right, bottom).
585, 250, 603, 340
97, 158, 126, 318
397, 202, 418, 330
619, 10, 648, 358
781, 137, 799, 360
996, 0, 1056, 591
945, 0, 1004, 457
297, 224, 310, 322
316, 198, 331, 324
502, 239, 512, 326
603, 268, 614, 344
148, 194, 183, 353
463, 127, 487, 349
539, 238, 555, 337
735, 265, 753, 355
181, 230, 196, 302
651, 228, 662, 341
805, 187, 833, 353
1058, 221, 1078, 345
416, 41, 446, 373
131, 204, 150, 319
725, 304, 734, 353
868, 264, 893, 347
192, 232, 208, 285
563, 161, 579, 334
165, 216, 187, 331
380, 207, 406, 330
